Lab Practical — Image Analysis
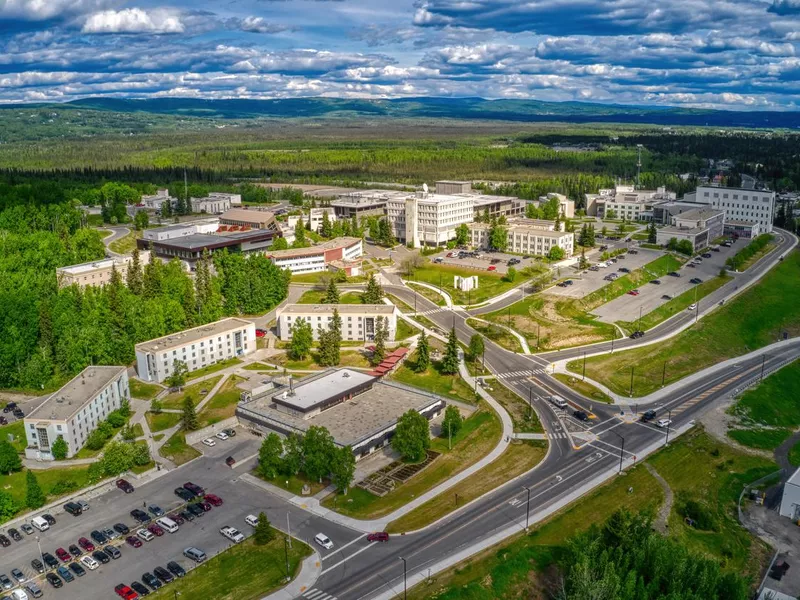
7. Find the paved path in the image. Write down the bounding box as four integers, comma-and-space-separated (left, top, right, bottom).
98, 226, 130, 256
405, 280, 453, 307
775, 430, 800, 480
467, 315, 531, 354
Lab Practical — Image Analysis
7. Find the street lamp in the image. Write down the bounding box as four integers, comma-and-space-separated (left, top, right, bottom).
665, 409, 672, 445
36, 536, 44, 571
523, 486, 531, 531
399, 557, 408, 600
582, 351, 587, 381
609, 430, 625, 473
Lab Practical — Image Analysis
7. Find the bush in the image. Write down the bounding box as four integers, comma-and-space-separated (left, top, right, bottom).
107, 410, 127, 428
50, 479, 79, 495
678, 497, 717, 531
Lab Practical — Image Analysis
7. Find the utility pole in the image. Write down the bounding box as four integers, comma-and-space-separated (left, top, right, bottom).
286, 514, 291, 548
665, 409, 672, 445
661, 361, 667, 387
610, 430, 625, 473
399, 557, 408, 600
582, 352, 587, 381
524, 486, 531, 531
629, 366, 634, 397
636, 144, 643, 189
284, 537, 290, 578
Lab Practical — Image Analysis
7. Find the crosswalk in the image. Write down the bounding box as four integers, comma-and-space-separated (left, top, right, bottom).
548, 432, 569, 439
418, 307, 456, 316
496, 369, 546, 379
671, 380, 731, 416
302, 589, 338, 600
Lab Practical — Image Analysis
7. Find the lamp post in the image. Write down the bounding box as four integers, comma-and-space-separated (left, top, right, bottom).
665, 409, 672, 445
399, 557, 408, 600
582, 351, 587, 381
284, 537, 290, 578
629, 366, 634, 397
524, 486, 531, 531
610, 430, 625, 473
36, 536, 44, 571
529, 386, 534, 421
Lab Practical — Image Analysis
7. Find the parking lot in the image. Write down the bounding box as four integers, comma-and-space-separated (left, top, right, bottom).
0, 431, 362, 600
431, 248, 541, 275
592, 239, 750, 324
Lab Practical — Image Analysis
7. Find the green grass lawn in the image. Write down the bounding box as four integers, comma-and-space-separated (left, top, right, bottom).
389, 440, 547, 533
616, 274, 731, 332
0, 420, 26, 452
130, 423, 145, 438
789, 441, 800, 467
162, 374, 224, 409
242, 361, 276, 371
130, 379, 163, 400
395, 318, 420, 342
572, 252, 800, 397
149, 536, 312, 600
551, 373, 613, 403
108, 230, 140, 254
145, 411, 182, 432
466, 318, 522, 353
409, 263, 521, 305
0, 466, 94, 515
269, 350, 372, 371
392, 356, 478, 405
185, 358, 242, 381
197, 376, 245, 428
727, 428, 792, 450
159, 431, 201, 465
407, 282, 447, 306
485, 379, 544, 433
257, 472, 329, 496
297, 290, 362, 304
323, 407, 503, 519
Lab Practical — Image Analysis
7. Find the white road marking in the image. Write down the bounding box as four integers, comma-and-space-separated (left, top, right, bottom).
321, 543, 377, 575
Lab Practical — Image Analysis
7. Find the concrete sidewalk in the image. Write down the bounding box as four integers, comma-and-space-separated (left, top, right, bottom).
404, 280, 453, 307
261, 551, 323, 600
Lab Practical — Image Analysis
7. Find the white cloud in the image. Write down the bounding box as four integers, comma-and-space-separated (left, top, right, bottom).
0, 0, 119, 21
81, 8, 185, 34
238, 16, 289, 34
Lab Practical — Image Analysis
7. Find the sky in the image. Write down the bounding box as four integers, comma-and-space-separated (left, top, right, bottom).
0, 0, 799, 110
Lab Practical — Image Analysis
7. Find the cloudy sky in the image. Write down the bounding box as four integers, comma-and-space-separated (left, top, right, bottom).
0, 0, 799, 110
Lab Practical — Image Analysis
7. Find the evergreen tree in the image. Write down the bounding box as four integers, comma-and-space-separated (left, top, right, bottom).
293, 218, 308, 248
182, 395, 199, 431
373, 317, 387, 364
26, 470, 46, 509
143, 244, 163, 298
362, 274, 383, 304
320, 211, 333, 238
107, 265, 128, 362
271, 236, 289, 250
289, 317, 313, 360
324, 277, 340, 304
51, 436, 68, 460
441, 405, 463, 441
468, 333, 484, 362
414, 330, 430, 372
0, 440, 22, 474
440, 326, 460, 374
126, 246, 143, 295
351, 215, 361, 237
648, 221, 658, 243
318, 309, 342, 366
254, 512, 275, 545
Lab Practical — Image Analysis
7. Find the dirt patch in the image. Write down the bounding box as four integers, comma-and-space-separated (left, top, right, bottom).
644, 463, 673, 535
699, 398, 774, 459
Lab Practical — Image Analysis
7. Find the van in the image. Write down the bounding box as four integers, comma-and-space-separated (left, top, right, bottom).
63, 502, 82, 516
156, 517, 179, 534
550, 396, 569, 409
31, 517, 49, 532
183, 547, 206, 563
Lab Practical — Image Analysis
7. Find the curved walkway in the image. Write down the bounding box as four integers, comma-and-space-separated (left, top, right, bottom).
403, 280, 453, 307
466, 316, 531, 354
644, 463, 673, 534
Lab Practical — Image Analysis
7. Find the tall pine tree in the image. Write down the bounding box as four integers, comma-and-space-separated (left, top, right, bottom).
126, 246, 143, 295
414, 330, 430, 373
440, 326, 460, 374
324, 278, 340, 304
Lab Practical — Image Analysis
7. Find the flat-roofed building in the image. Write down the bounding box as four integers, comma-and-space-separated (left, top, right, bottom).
141, 189, 174, 212
435, 180, 472, 195
139, 229, 280, 268
537, 193, 575, 219
585, 185, 675, 220
57, 251, 151, 288
468, 218, 574, 257
266, 237, 362, 275
685, 185, 775, 233
191, 194, 232, 215
470, 193, 526, 220
219, 208, 277, 230
330, 190, 400, 220
276, 304, 398, 342
656, 207, 725, 251
387, 190, 474, 247
286, 207, 337, 233
143, 218, 220, 242
724, 220, 761, 239
24, 366, 129, 461
135, 317, 256, 383
236, 368, 445, 460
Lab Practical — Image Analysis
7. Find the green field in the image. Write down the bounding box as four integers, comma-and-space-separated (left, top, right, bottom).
408, 263, 522, 305
197, 376, 245, 427
145, 411, 182, 433
485, 379, 544, 433
551, 373, 613, 403
297, 290, 362, 304
571, 252, 800, 397
149, 536, 311, 600
185, 358, 242, 381
395, 318, 420, 342
466, 318, 523, 353
0, 466, 94, 520
162, 374, 224, 409
0, 420, 26, 452
159, 431, 201, 465
392, 356, 478, 405
406, 282, 447, 307
108, 230, 140, 254
130, 379, 163, 400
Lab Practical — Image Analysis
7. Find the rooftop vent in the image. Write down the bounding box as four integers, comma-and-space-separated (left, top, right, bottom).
343, 372, 350, 378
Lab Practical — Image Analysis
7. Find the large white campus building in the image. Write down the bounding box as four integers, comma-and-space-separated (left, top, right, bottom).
684, 185, 775, 234
468, 218, 575, 257
56, 251, 151, 288
265, 237, 363, 276
135, 317, 256, 383
386, 189, 474, 247
24, 366, 130, 461
276, 304, 398, 342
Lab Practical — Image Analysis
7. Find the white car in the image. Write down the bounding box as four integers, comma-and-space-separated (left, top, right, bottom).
597, 262, 608, 268
202, 438, 216, 447
77, 500, 90, 512
245, 514, 259, 528
220, 526, 245, 543
688, 303, 697, 311
80, 555, 99, 570
11, 589, 28, 600
656, 418, 672, 428
314, 533, 334, 550
215, 431, 229, 440
137, 528, 155, 542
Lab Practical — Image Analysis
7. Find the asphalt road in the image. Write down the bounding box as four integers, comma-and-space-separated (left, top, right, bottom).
99, 227, 130, 257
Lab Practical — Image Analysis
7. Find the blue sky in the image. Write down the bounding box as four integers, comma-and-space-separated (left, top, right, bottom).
0, 0, 798, 110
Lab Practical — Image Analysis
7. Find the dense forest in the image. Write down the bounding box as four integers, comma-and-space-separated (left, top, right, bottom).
0, 181, 289, 391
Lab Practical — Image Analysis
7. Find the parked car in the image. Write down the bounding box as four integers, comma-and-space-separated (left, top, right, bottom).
92, 550, 110, 564
147, 505, 164, 517
147, 523, 164, 537
76, 500, 90, 512
245, 514, 259, 527
54, 567, 72, 583
225, 456, 236, 467
104, 545, 122, 560
183, 482, 205, 496
667, 271, 680, 277
20, 524, 34, 536
690, 278, 703, 284
63, 502, 83, 516
0, 534, 10, 547
205, 493, 223, 506
487, 265, 496, 271
67, 562, 85, 578
255, 328, 267, 338
130, 581, 150, 597
30, 560, 44, 575
130, 509, 150, 523
8, 528, 21, 542
182, 547, 206, 563
80, 555, 99, 571
169, 512, 185, 525
367, 532, 390, 542
166, 561, 186, 578
215, 431, 229, 440
136, 529, 154, 542
0, 574, 13, 590
114, 523, 130, 535
10, 569, 26, 584
220, 526, 244, 543
42, 553, 59, 569
661, 294, 673, 300
702, 253, 712, 258
688, 303, 697, 311
102, 527, 119, 540
572, 410, 589, 422
55, 548, 71, 562
115, 584, 139, 600
627, 289, 640, 296
68, 545, 82, 558
1, 402, 16, 413
649, 279, 661, 285
187, 503, 205, 518
179, 510, 195, 522
25, 582, 43, 599
153, 567, 174, 584
90, 530, 108, 545
78, 537, 95, 552
640, 410, 657, 422
222, 428, 236, 437
175, 487, 195, 502
618, 267, 630, 273
45, 573, 63, 589
141, 572, 162, 590
116, 479, 135, 494
314, 533, 334, 550
125, 536, 143, 548
42, 514, 56, 526
198, 501, 213, 512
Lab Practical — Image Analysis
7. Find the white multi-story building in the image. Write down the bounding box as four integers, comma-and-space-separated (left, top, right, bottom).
266, 237, 363, 276
143, 218, 220, 242
537, 193, 576, 218
219, 208, 277, 230
141, 189, 175, 212
276, 304, 398, 342
286, 207, 337, 233
468, 219, 574, 257
57, 251, 151, 288
684, 185, 775, 233
387, 190, 474, 247
585, 185, 675, 220
656, 208, 725, 251
135, 317, 256, 383
24, 366, 130, 461
191, 194, 232, 215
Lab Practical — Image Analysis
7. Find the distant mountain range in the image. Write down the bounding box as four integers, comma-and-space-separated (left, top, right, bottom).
4, 96, 800, 129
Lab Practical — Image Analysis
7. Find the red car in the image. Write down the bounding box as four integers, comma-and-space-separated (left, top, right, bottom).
255, 328, 267, 338
56, 547, 71, 562
487, 265, 496, 271
115, 583, 139, 600
205, 493, 223, 507
125, 536, 142, 548
169, 512, 185, 525
627, 289, 640, 296
367, 532, 389, 542
199, 501, 213, 512
78, 537, 95, 552
147, 523, 164, 537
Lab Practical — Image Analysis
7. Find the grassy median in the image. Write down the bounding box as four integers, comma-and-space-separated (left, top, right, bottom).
570, 251, 800, 397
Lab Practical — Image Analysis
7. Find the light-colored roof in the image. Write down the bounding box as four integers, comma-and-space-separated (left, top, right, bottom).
468, 194, 523, 206
266, 237, 361, 260
135, 317, 252, 353
272, 368, 375, 411
674, 208, 724, 221
27, 366, 126, 422
786, 466, 800, 487
725, 220, 760, 227
278, 304, 396, 316
220, 208, 275, 224
57, 253, 147, 276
